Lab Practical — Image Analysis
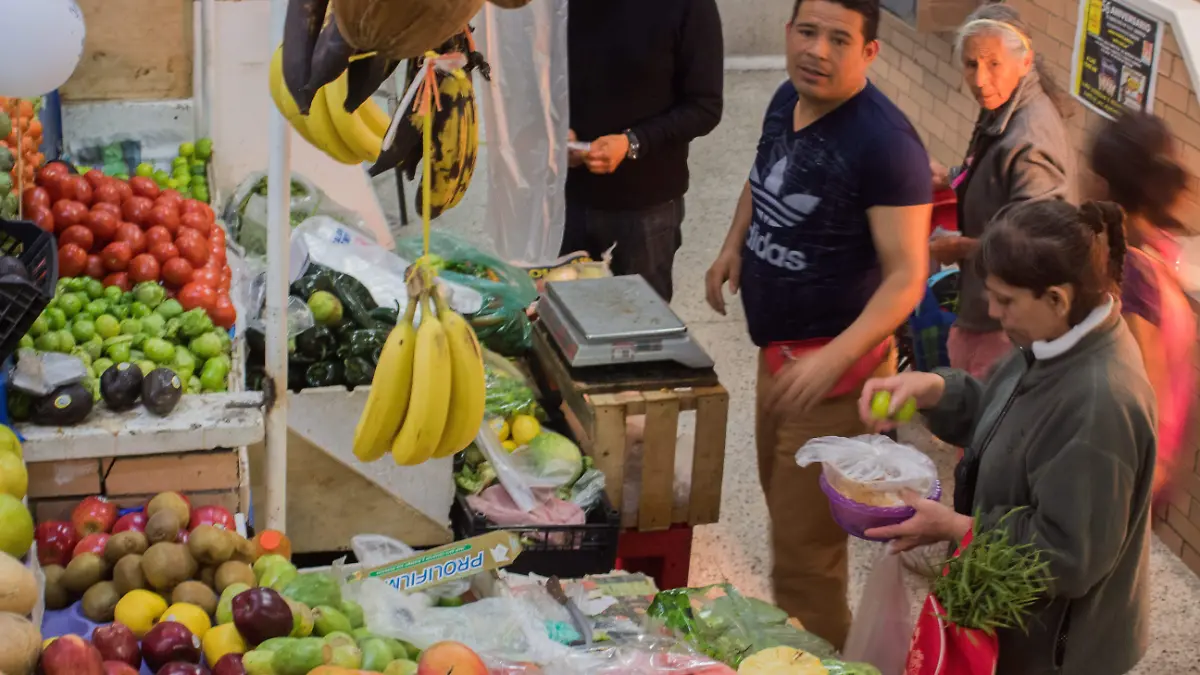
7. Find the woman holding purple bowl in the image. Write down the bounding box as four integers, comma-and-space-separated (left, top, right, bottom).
858, 199, 1156, 675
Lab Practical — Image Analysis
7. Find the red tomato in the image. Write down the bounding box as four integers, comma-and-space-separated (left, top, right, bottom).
114, 222, 147, 255
161, 257, 194, 286
40, 175, 65, 203
218, 267, 232, 292
84, 210, 119, 243
146, 203, 181, 234
102, 272, 132, 292
180, 199, 215, 222
101, 241, 133, 272
209, 225, 226, 244
158, 189, 183, 203
177, 282, 216, 312
28, 206, 54, 233
179, 212, 212, 236
145, 226, 173, 248
210, 294, 237, 329
91, 181, 122, 206
84, 254, 105, 280
150, 242, 179, 264
60, 175, 93, 205
129, 176, 160, 200
84, 169, 107, 189
177, 236, 209, 268
59, 225, 94, 252
51, 200, 88, 230
190, 267, 221, 288
207, 245, 227, 269
58, 244, 88, 278
121, 196, 154, 226
22, 186, 49, 212
37, 163, 68, 186
112, 180, 133, 203
91, 202, 122, 219
128, 254, 161, 283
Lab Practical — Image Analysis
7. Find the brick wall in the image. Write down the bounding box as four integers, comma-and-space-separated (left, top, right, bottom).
869, 2, 1200, 575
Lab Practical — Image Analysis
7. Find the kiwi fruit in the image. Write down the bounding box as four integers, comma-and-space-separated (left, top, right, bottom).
172, 580, 219, 615
145, 510, 183, 545
146, 492, 191, 529
81, 581, 121, 622
113, 554, 148, 595
214, 561, 256, 593
42, 564, 71, 610
188, 525, 236, 566
199, 566, 217, 588
141, 543, 198, 592
231, 533, 258, 565
62, 553, 108, 594
104, 531, 149, 565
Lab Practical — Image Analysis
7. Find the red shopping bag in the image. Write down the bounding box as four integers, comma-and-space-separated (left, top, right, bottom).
905, 531, 1000, 675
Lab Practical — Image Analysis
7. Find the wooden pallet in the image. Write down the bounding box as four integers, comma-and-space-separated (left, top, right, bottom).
531, 323, 728, 532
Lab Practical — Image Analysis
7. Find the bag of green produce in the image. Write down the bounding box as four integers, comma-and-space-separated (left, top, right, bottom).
224, 172, 372, 256
395, 231, 537, 355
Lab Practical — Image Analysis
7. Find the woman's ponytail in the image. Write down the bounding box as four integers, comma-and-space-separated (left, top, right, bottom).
1080, 200, 1127, 286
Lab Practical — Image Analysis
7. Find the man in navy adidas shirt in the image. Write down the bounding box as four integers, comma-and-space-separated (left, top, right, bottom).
706, 0, 931, 649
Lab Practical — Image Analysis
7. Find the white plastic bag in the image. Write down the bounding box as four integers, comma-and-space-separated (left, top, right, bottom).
843, 548, 913, 675
476, 0, 570, 265
11, 351, 87, 396
796, 434, 937, 507
476, 419, 540, 513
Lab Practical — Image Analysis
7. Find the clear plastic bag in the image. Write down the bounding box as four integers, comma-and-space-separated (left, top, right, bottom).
506, 430, 583, 489
795, 434, 937, 507
223, 171, 373, 257
11, 351, 87, 396
843, 548, 912, 675
485, 361, 543, 420
565, 468, 606, 511
477, 420, 540, 513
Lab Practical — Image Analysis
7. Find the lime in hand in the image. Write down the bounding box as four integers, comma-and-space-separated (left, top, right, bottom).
870, 390, 918, 422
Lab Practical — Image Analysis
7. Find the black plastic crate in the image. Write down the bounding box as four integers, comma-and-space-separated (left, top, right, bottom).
451, 490, 620, 578
0, 219, 56, 363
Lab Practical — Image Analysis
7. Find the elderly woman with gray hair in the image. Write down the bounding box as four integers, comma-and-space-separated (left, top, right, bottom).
931, 3, 1075, 380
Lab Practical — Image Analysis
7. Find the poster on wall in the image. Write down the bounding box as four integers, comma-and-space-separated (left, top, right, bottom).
1070, 0, 1164, 119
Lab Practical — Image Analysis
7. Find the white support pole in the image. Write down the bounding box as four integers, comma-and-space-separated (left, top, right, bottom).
264, 0, 291, 532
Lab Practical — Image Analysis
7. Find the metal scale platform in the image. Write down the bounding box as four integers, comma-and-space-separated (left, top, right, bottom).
538, 275, 714, 369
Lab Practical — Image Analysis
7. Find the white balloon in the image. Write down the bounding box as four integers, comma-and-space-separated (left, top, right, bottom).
0, 0, 85, 98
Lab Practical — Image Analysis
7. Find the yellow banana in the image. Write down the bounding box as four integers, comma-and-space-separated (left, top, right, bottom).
307, 86, 361, 165
432, 291, 487, 459
391, 295, 452, 466
415, 70, 479, 219
269, 46, 321, 148
326, 71, 383, 163
360, 98, 392, 138
353, 302, 418, 462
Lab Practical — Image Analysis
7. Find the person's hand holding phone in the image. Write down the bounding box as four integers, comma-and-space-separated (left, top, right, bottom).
568, 129, 587, 168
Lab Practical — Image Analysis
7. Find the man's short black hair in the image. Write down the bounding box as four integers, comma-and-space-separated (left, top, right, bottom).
791, 0, 881, 42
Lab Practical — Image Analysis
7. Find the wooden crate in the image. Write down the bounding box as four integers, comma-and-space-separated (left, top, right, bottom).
531, 324, 728, 532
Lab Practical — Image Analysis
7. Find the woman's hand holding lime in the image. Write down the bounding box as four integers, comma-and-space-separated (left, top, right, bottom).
859, 372, 946, 431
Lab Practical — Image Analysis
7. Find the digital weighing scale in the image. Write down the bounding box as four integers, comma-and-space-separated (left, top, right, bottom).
539, 275, 715, 369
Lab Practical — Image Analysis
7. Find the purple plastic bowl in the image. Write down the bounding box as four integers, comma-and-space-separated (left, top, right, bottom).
819, 474, 942, 542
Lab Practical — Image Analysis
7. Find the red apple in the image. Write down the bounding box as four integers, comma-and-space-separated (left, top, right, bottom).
111, 512, 148, 534
35, 521, 80, 566
212, 654, 246, 675
158, 664, 209, 675
74, 533, 111, 559
41, 634, 105, 675
417, 642, 488, 675
103, 661, 140, 675
142, 622, 201, 672
231, 588, 293, 645
73, 496, 118, 536
188, 505, 235, 531
93, 623, 141, 669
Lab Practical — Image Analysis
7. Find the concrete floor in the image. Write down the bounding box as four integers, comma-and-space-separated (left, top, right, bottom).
373, 71, 1200, 672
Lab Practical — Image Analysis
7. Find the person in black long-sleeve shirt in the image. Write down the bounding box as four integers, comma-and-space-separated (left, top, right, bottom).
564, 0, 724, 302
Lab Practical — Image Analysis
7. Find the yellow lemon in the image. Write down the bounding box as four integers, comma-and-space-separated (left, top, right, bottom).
501, 440, 518, 453
114, 590, 168, 637
510, 415, 541, 446
0, 452, 28, 499
43, 637, 57, 649
0, 425, 21, 459
161, 602, 212, 639
202, 622, 247, 664
488, 417, 510, 442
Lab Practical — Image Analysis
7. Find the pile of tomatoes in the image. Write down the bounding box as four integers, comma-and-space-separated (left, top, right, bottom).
26, 162, 237, 330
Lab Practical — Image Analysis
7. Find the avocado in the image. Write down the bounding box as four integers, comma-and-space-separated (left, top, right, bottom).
100, 362, 144, 411
0, 147, 13, 173
0, 256, 29, 281
142, 368, 183, 416
31, 383, 94, 426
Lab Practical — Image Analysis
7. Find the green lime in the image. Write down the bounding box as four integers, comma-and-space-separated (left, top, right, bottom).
57, 293, 83, 319
191, 160, 207, 175
85, 278, 105, 300
29, 315, 48, 338
869, 391, 892, 421
130, 302, 151, 319
46, 308, 67, 331
173, 156, 189, 168
137, 360, 157, 377
72, 319, 97, 343
136, 163, 154, 177
56, 330, 76, 352
18, 334, 33, 350
143, 337, 176, 364
175, 175, 191, 188
95, 315, 121, 339
179, 142, 195, 158
895, 398, 919, 423
67, 277, 89, 292
106, 341, 132, 363
92, 358, 114, 377
166, 178, 180, 190
104, 286, 123, 303
119, 318, 143, 336
192, 188, 210, 203
86, 299, 109, 318
195, 138, 213, 160
84, 335, 104, 362
34, 332, 60, 352
109, 304, 130, 321
114, 173, 130, 181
